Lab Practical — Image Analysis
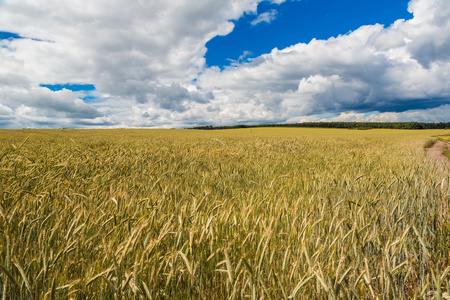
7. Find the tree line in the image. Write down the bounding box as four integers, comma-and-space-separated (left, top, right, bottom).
190, 122, 450, 130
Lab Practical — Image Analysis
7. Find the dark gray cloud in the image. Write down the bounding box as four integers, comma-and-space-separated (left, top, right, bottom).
153, 83, 214, 111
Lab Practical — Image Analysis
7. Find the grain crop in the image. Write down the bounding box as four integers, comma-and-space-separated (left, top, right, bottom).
0, 128, 449, 299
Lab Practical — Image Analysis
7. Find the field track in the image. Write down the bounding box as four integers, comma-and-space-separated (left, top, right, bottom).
426, 141, 450, 165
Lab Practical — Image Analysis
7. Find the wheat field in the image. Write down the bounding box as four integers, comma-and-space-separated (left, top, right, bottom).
0, 128, 449, 299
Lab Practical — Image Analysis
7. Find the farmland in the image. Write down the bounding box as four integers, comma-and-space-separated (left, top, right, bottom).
0, 128, 449, 299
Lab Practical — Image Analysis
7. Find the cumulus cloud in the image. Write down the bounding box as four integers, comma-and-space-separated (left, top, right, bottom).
196, 0, 450, 125
404, 0, 450, 67
0, 0, 449, 128
0, 0, 265, 127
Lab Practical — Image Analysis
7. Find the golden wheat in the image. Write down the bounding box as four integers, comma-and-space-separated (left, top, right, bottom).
0, 128, 449, 299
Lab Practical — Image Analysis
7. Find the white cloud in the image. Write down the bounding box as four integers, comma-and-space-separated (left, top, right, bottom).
0, 0, 266, 127
0, 0, 449, 128
196, 0, 450, 125
287, 104, 450, 123
251, 9, 278, 26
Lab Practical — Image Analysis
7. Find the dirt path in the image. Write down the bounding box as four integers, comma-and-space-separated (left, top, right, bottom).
426, 141, 450, 222
425, 141, 450, 164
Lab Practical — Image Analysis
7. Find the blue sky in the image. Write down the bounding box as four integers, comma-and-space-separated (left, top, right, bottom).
206, 0, 413, 68
40, 83, 95, 92
0, 0, 449, 128
0, 31, 22, 40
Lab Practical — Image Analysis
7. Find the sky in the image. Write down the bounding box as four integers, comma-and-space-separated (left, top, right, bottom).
0, 0, 449, 128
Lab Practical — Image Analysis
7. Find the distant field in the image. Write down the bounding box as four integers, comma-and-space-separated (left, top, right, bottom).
0, 128, 449, 299
437, 134, 450, 141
